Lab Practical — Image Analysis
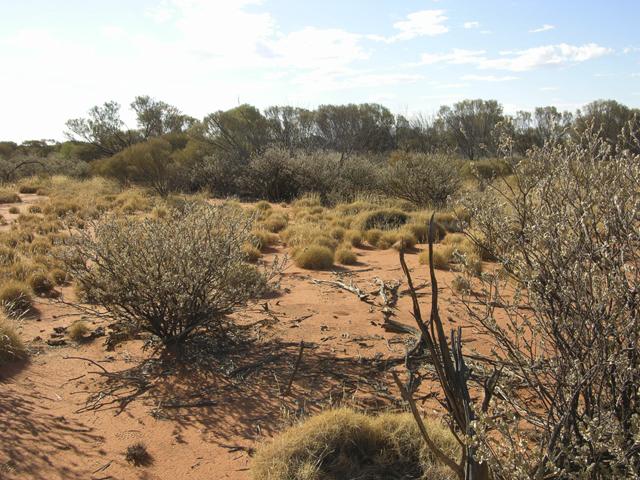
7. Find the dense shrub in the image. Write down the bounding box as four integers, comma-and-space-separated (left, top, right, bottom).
377, 152, 462, 207
251, 408, 458, 480
61, 203, 269, 349
353, 209, 409, 231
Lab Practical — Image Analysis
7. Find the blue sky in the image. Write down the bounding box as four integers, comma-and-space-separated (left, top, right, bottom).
1, 0, 639, 141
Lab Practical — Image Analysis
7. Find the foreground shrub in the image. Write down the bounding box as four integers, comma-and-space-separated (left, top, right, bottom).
0, 314, 26, 364
293, 245, 334, 270
61, 203, 269, 349
0, 280, 33, 315
251, 408, 458, 480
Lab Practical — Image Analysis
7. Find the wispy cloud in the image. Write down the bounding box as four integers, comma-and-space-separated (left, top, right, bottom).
463, 21, 480, 29
462, 74, 518, 82
416, 43, 612, 71
529, 24, 555, 33
389, 10, 448, 41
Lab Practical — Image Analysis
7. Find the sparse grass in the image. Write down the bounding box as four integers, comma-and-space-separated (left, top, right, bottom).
242, 243, 262, 263
125, 442, 153, 467
335, 246, 358, 265
293, 245, 334, 270
418, 245, 453, 270
67, 320, 90, 341
0, 314, 26, 364
251, 408, 459, 480
27, 204, 42, 214
451, 275, 471, 294
0, 280, 33, 315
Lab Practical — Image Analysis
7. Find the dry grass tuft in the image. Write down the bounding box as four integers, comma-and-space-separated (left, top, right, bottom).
0, 189, 21, 204
293, 245, 334, 270
0, 314, 26, 364
0, 280, 33, 315
335, 246, 358, 265
28, 272, 54, 296
125, 442, 153, 467
418, 245, 453, 270
67, 321, 90, 341
251, 408, 459, 480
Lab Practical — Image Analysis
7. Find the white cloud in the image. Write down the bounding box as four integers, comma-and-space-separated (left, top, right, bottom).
462, 74, 518, 82
464, 21, 480, 29
529, 24, 555, 33
539, 86, 559, 91
390, 10, 448, 41
415, 43, 612, 71
632, 73, 640, 77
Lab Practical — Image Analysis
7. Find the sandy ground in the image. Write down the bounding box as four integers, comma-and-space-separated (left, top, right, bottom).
0, 196, 488, 480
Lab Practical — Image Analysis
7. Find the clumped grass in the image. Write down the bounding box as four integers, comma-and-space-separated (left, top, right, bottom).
28, 272, 54, 296
344, 229, 363, 248
242, 243, 262, 263
364, 229, 383, 247
18, 184, 39, 194
353, 209, 409, 231
125, 442, 153, 467
251, 408, 459, 480
335, 246, 358, 265
329, 226, 345, 241
393, 231, 418, 252
49, 268, 68, 285
262, 214, 288, 233
0, 314, 26, 365
0, 189, 21, 204
8, 206, 19, 214
0, 245, 16, 266
419, 245, 453, 270
67, 321, 90, 341
293, 245, 334, 270
0, 280, 33, 315
252, 229, 280, 251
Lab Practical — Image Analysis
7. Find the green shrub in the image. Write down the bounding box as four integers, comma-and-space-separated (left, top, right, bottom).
0, 280, 33, 315
251, 408, 458, 480
293, 246, 334, 270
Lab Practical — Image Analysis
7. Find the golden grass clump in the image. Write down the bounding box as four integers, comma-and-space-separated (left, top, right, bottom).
344, 229, 363, 248
418, 245, 453, 270
0, 245, 16, 266
293, 245, 334, 270
0, 314, 26, 364
0, 189, 21, 204
49, 268, 68, 285
252, 229, 280, 251
242, 243, 262, 263
67, 321, 90, 341
8, 206, 20, 214
251, 408, 459, 480
262, 214, 288, 233
329, 226, 345, 241
0, 280, 33, 314
335, 246, 358, 265
393, 231, 418, 251
364, 229, 383, 247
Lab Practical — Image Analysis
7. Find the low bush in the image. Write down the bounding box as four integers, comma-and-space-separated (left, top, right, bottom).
293, 245, 334, 270
0, 280, 33, 315
49, 268, 68, 285
364, 229, 383, 247
344, 229, 363, 248
61, 203, 269, 349
252, 229, 280, 251
0, 314, 26, 364
335, 246, 358, 265
393, 231, 418, 251
8, 206, 19, 214
18, 185, 38, 194
251, 408, 458, 480
262, 214, 288, 233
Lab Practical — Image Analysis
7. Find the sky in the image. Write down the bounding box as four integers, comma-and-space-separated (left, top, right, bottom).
1, 0, 639, 142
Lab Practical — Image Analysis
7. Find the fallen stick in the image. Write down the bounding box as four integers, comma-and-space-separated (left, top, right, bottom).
311, 279, 370, 302
284, 341, 305, 396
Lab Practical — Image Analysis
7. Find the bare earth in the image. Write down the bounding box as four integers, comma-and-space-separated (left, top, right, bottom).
0, 198, 487, 480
